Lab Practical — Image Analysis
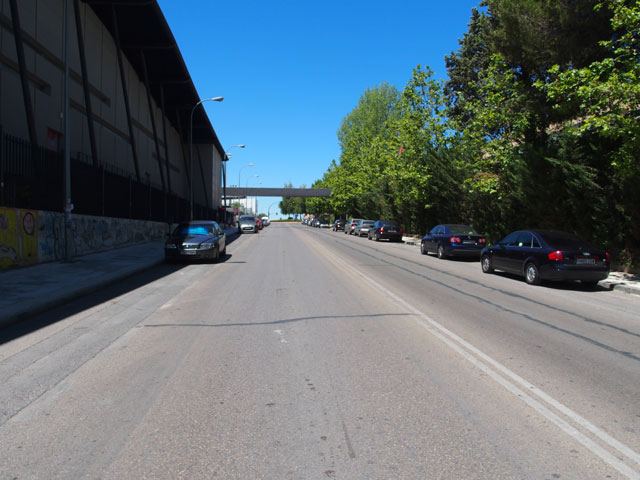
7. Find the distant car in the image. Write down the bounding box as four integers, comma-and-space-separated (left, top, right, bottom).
256, 217, 263, 230
319, 218, 331, 228
368, 220, 403, 242
261, 216, 270, 226
481, 229, 610, 286
345, 218, 362, 235
421, 224, 486, 259
238, 215, 259, 234
353, 220, 375, 237
165, 220, 226, 262
333, 219, 345, 231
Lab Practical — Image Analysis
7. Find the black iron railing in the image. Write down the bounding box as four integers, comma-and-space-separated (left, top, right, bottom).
0, 130, 223, 224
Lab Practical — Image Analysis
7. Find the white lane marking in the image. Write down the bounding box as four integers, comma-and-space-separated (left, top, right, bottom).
308, 233, 640, 479
158, 300, 174, 310
274, 329, 288, 344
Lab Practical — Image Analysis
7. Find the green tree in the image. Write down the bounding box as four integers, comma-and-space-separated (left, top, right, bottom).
334, 83, 401, 217
540, 0, 640, 265
445, 7, 492, 127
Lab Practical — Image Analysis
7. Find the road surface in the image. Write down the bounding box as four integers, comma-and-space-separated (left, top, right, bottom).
1, 223, 638, 479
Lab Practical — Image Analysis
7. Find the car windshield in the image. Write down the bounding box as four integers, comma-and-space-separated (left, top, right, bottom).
539, 231, 590, 249
362, 221, 375, 225
173, 223, 213, 235
239, 216, 255, 222
449, 225, 478, 235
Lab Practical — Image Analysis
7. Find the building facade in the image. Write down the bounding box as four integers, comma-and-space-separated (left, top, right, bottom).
0, 0, 224, 218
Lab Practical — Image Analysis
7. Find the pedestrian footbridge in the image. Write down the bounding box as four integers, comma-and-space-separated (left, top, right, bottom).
225, 187, 331, 197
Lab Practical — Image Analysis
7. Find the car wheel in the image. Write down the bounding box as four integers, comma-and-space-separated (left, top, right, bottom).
221, 245, 227, 258
375, 233, 380, 242
437, 245, 445, 259
481, 254, 493, 273
212, 247, 220, 263
420, 242, 427, 255
525, 262, 541, 285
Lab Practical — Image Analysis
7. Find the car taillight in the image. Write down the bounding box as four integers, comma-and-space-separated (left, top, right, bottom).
380, 227, 385, 233
479, 238, 485, 244
605, 252, 611, 263
450, 236, 461, 243
548, 250, 564, 261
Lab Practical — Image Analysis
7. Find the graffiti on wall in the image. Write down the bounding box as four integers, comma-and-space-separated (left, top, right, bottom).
0, 209, 18, 268
0, 208, 39, 268
37, 211, 66, 263
0, 207, 167, 269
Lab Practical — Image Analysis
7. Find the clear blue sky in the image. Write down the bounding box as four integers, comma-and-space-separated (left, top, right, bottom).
157, 0, 482, 219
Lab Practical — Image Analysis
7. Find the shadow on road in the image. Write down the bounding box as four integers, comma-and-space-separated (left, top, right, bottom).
0, 231, 242, 345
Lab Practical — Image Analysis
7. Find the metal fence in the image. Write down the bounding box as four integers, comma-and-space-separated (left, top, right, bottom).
0, 130, 224, 224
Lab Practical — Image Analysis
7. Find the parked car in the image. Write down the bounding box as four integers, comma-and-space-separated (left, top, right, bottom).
421, 224, 486, 259
256, 217, 263, 230
480, 229, 610, 286
318, 217, 331, 228
165, 220, 226, 262
353, 220, 375, 237
333, 219, 345, 231
261, 216, 270, 226
344, 218, 362, 235
238, 215, 259, 234
368, 220, 403, 242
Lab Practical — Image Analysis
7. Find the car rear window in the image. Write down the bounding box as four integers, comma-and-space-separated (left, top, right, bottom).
449, 225, 478, 235
539, 231, 590, 249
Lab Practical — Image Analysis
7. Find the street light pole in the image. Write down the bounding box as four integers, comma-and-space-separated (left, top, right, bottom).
63, 0, 72, 261
268, 201, 278, 219
189, 96, 223, 220
245, 175, 259, 214
223, 144, 245, 221
238, 162, 254, 188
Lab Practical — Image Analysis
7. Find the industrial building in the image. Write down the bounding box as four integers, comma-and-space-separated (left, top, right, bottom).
0, 0, 225, 222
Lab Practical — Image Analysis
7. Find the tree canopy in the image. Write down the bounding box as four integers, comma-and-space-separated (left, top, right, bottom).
304, 0, 639, 269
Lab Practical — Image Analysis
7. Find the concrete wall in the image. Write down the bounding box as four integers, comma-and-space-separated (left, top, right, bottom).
0, 206, 168, 268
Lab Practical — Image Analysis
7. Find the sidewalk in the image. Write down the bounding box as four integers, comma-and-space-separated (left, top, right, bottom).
0, 226, 239, 329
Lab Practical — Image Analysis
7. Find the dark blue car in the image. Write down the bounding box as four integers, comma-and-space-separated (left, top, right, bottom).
165, 220, 226, 263
480, 229, 610, 286
421, 224, 486, 259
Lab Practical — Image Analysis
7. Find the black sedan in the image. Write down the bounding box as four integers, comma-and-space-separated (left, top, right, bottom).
332, 219, 345, 231
368, 220, 403, 242
421, 224, 486, 259
480, 229, 610, 286
165, 220, 226, 262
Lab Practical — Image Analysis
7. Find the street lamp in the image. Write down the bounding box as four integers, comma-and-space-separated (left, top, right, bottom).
238, 162, 254, 188
244, 175, 259, 215
223, 144, 245, 222
248, 181, 261, 214
267, 201, 279, 220
245, 174, 259, 187
189, 96, 223, 220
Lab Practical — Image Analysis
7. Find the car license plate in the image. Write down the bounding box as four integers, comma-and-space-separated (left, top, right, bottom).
463, 240, 475, 244
180, 250, 197, 255
576, 258, 596, 264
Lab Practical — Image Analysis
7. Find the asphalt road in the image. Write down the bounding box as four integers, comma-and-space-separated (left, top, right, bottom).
1, 223, 638, 479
